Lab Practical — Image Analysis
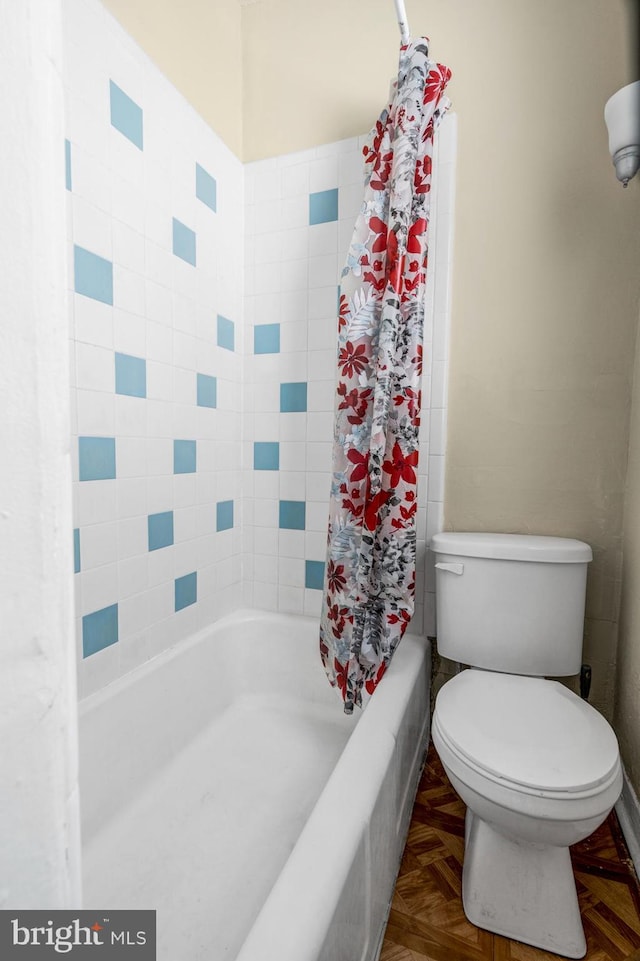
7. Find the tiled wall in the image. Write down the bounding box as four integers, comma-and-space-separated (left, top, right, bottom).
64, 0, 244, 697
243, 117, 457, 636
64, 0, 456, 697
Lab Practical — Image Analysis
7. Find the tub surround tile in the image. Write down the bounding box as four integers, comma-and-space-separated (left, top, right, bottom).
196, 162, 217, 212
196, 373, 217, 409
280, 382, 307, 412
109, 80, 144, 150
173, 439, 196, 474
115, 352, 146, 398
65, 138, 72, 191
254, 442, 279, 471
217, 314, 235, 351
74, 245, 114, 306
279, 500, 305, 531
79, 436, 116, 481
216, 500, 234, 532
304, 559, 324, 590
309, 188, 339, 225
148, 511, 174, 552
74, 528, 81, 573
174, 571, 197, 611
82, 602, 119, 657
172, 218, 196, 266
254, 323, 280, 354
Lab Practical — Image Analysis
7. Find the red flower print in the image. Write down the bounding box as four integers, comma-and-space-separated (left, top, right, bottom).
369, 216, 388, 253
415, 154, 432, 194
407, 218, 427, 254
369, 150, 394, 192
364, 488, 391, 532
424, 66, 451, 104
327, 560, 347, 595
346, 447, 369, 483
338, 341, 368, 379
382, 441, 419, 487
334, 658, 348, 695
412, 344, 423, 376
385, 230, 404, 294
365, 660, 387, 695
338, 293, 349, 331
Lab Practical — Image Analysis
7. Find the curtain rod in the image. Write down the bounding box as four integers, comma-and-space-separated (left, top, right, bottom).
393, 0, 410, 43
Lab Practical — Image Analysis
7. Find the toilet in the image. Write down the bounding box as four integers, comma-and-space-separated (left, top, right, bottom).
430, 532, 622, 959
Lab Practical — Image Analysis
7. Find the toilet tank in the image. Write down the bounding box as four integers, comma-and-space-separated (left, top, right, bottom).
430, 532, 593, 676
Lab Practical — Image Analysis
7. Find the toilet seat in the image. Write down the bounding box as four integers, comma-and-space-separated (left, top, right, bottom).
434, 669, 620, 799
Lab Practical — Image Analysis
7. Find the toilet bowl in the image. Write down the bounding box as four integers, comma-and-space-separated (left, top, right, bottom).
432, 668, 622, 958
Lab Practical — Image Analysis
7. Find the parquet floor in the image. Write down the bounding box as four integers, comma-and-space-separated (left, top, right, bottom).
380, 743, 640, 961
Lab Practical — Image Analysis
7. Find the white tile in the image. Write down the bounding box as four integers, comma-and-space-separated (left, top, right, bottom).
278, 585, 304, 614
309, 156, 339, 193
279, 556, 304, 588
254, 554, 277, 585
116, 477, 147, 518
147, 547, 174, 588
73, 293, 114, 346
117, 436, 147, 478
77, 479, 118, 526
76, 389, 115, 435
304, 588, 323, 618
279, 471, 306, 500
427, 455, 445, 503
115, 393, 146, 436
307, 442, 332, 473
72, 196, 112, 260
278, 530, 305, 558
79, 562, 118, 615
145, 279, 173, 326
429, 408, 446, 456
308, 254, 339, 289
113, 309, 146, 357
117, 554, 149, 599
75, 342, 113, 392
118, 592, 149, 641
80, 521, 118, 570
306, 500, 329, 532
308, 286, 338, 321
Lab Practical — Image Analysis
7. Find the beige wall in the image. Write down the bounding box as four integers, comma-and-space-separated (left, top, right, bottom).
97, 1, 640, 778
101, 0, 243, 157
617, 308, 640, 795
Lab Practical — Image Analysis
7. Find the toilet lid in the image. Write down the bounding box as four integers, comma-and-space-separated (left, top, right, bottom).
435, 670, 619, 794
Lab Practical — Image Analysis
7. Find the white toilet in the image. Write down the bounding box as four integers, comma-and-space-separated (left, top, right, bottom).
430, 532, 622, 959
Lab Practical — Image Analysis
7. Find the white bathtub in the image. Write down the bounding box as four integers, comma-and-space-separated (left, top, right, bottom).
79, 609, 431, 961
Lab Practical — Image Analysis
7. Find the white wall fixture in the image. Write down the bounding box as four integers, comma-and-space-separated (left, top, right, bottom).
604, 81, 640, 187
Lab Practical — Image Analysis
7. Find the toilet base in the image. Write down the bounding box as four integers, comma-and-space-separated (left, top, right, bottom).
462, 810, 587, 959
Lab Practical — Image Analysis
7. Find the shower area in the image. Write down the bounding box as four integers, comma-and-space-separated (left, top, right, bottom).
68, 1, 455, 700
4, 0, 454, 956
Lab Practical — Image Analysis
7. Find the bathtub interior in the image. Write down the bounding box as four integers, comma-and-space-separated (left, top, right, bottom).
79, 611, 430, 961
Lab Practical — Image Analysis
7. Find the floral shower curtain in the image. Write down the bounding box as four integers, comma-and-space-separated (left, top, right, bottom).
319, 39, 451, 715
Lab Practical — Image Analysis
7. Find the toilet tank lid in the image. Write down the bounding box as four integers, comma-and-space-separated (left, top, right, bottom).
430, 532, 592, 563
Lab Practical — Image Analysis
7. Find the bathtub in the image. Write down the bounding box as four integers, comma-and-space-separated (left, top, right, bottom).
79, 609, 431, 961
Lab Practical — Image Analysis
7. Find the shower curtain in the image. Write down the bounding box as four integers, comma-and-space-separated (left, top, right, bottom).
320, 39, 451, 714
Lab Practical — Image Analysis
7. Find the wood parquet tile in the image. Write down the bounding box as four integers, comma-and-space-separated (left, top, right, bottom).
380, 743, 640, 961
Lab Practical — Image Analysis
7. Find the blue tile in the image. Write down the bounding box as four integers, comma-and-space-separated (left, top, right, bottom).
254, 441, 279, 471
148, 511, 174, 551
309, 188, 339, 225
74, 245, 113, 306
197, 373, 217, 408
79, 436, 116, 481
305, 560, 325, 590
279, 500, 306, 530
254, 323, 280, 354
73, 528, 81, 574
83, 603, 118, 657
65, 139, 72, 191
196, 163, 217, 212
216, 500, 234, 532
174, 439, 196, 474
217, 314, 235, 351
115, 352, 146, 398
175, 572, 197, 612
109, 80, 143, 150
280, 382, 307, 412
172, 218, 196, 266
